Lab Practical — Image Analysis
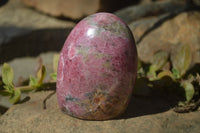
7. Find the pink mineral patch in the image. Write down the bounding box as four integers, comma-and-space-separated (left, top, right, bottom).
56, 12, 138, 120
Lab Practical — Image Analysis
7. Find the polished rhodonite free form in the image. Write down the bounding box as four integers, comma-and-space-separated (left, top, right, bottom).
56, 12, 138, 120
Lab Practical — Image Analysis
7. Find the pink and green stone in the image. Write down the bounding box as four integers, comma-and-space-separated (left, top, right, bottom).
56, 12, 138, 120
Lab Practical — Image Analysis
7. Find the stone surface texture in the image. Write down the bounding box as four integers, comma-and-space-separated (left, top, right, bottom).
0, 91, 200, 133
57, 13, 137, 120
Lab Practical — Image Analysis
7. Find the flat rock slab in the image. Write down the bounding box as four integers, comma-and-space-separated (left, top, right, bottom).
0, 91, 200, 133
21, 0, 103, 19
21, 0, 137, 19
0, 0, 75, 63
0, 0, 74, 45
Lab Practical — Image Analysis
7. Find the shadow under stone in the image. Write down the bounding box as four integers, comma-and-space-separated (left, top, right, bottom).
118, 92, 182, 119
99, 0, 140, 13
185, 63, 200, 77
118, 76, 185, 119
0, 27, 72, 64
0, 0, 8, 7
0, 105, 8, 115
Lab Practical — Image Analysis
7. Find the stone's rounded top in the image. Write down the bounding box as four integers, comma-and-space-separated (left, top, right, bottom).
63, 12, 135, 52
56, 12, 137, 120
81, 12, 132, 39
84, 12, 127, 24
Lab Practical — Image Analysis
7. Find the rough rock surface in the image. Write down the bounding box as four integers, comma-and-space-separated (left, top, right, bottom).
135, 11, 200, 63
0, 91, 200, 133
21, 0, 137, 19
129, 16, 159, 43
115, 0, 188, 24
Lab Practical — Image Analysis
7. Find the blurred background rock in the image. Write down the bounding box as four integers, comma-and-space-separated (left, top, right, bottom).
20, 0, 200, 20
20, 0, 139, 19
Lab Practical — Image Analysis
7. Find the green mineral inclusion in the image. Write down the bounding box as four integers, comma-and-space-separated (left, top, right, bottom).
65, 95, 78, 103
